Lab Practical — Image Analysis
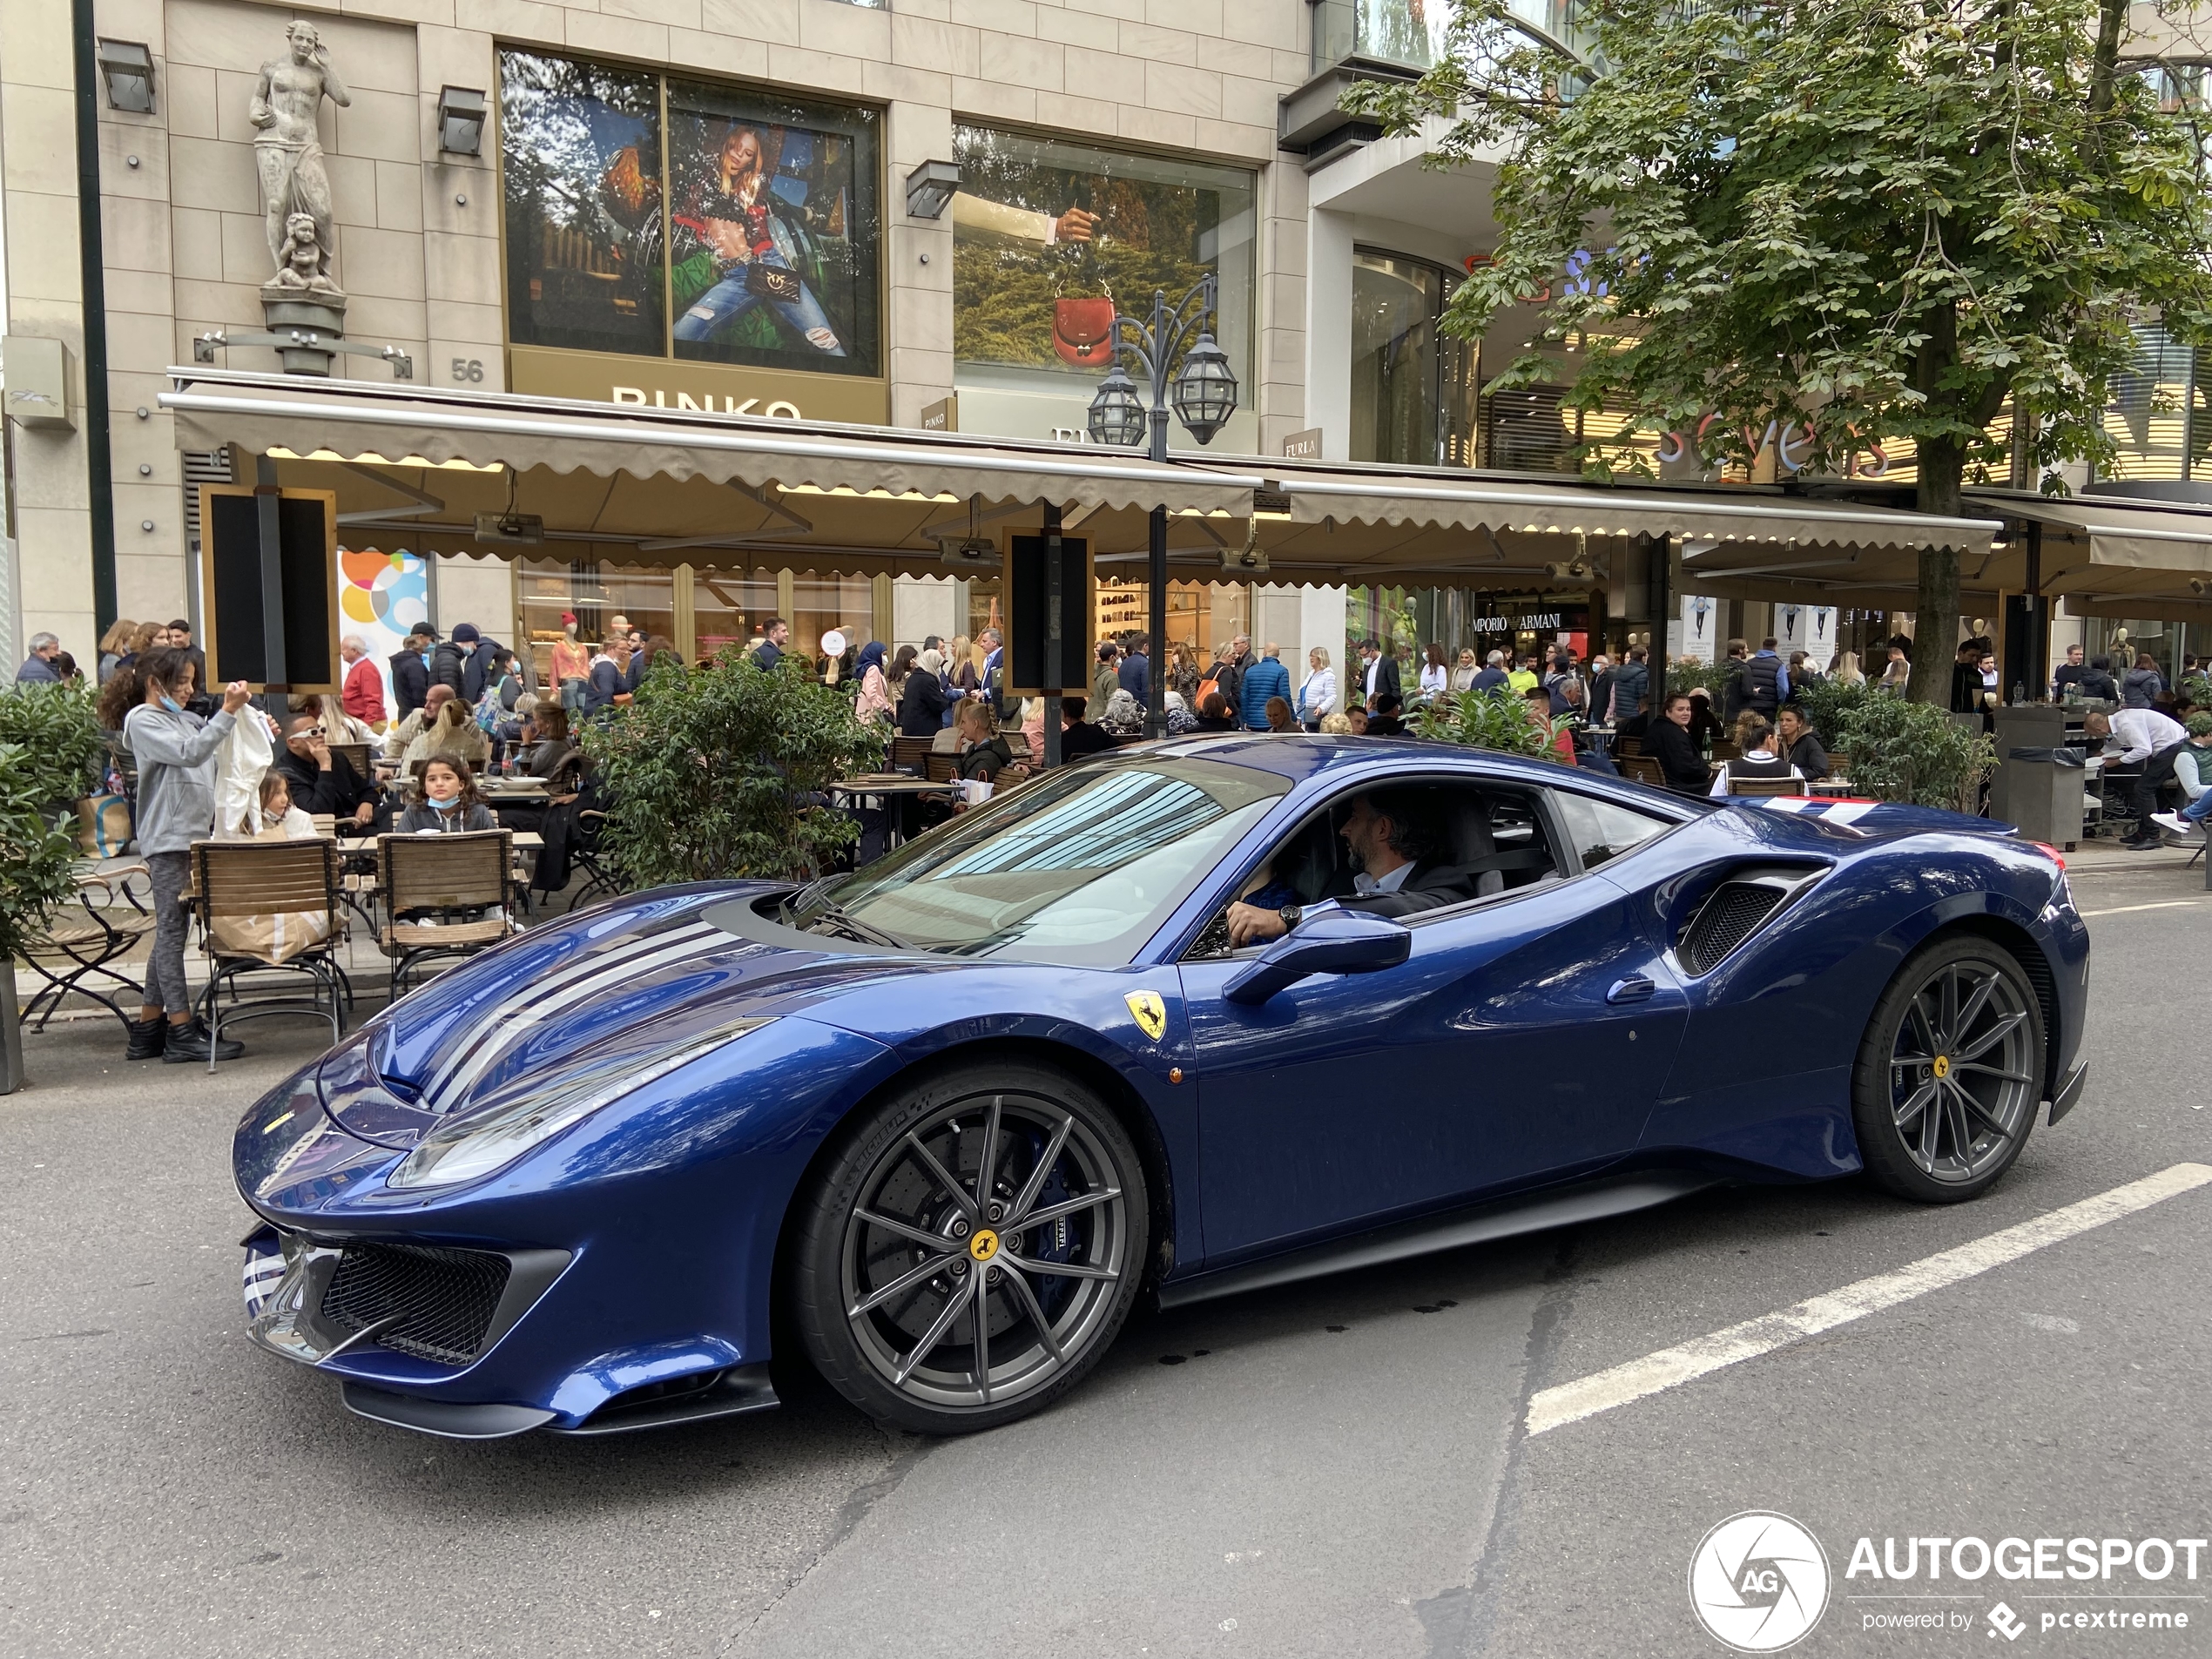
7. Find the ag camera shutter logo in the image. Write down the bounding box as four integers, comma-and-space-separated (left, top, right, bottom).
1689, 1511, 1832, 1651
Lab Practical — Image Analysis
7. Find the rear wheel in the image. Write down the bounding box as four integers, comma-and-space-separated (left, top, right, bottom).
789, 1061, 1149, 1434
1851, 936, 2045, 1203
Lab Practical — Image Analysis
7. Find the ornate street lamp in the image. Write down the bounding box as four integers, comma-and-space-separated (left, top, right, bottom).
1082, 272, 1239, 736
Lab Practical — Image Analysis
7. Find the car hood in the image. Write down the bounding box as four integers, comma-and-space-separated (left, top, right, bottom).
326, 886, 950, 1145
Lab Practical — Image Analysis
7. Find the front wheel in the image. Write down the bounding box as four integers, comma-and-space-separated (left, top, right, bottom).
1851, 936, 2045, 1203
789, 1061, 1150, 1434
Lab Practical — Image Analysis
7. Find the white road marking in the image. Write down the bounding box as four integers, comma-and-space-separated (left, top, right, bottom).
2077, 900, 2208, 918
1525, 1163, 2212, 1437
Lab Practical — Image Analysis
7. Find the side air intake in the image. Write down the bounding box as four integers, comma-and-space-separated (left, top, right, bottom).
1677, 869, 1821, 975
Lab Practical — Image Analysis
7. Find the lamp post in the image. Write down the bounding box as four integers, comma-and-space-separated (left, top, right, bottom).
1086, 273, 1238, 737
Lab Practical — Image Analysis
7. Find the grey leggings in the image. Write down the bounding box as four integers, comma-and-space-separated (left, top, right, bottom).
144, 851, 193, 1016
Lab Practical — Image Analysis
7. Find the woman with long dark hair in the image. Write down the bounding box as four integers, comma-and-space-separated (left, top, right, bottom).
100, 646, 253, 1062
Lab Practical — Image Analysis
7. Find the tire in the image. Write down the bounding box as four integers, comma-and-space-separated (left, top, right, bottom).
1851, 935, 2046, 1203
789, 1059, 1150, 1434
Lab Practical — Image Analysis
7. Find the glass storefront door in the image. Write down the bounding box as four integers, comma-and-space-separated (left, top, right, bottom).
1350, 249, 1478, 469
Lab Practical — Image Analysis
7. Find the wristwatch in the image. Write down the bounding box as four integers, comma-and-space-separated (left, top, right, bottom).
1278, 904, 1304, 932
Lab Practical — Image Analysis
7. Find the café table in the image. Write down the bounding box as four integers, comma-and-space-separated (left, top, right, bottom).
830, 774, 955, 852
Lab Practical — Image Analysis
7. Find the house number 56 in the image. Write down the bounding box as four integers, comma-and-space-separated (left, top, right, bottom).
450, 358, 484, 382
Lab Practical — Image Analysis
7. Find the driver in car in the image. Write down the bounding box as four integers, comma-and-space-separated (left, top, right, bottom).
1224, 787, 1476, 947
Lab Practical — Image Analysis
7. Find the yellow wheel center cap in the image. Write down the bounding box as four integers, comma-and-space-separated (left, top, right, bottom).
1932, 1055, 1951, 1080
968, 1228, 1000, 1263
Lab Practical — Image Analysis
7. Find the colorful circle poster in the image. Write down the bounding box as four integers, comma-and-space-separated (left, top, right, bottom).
337, 546, 429, 718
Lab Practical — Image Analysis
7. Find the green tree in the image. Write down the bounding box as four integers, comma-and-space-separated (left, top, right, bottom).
1352, 0, 2212, 703
0, 681, 107, 811
580, 654, 886, 888
0, 743, 79, 961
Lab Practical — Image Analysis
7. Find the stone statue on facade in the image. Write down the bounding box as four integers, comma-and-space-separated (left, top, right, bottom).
251, 21, 350, 295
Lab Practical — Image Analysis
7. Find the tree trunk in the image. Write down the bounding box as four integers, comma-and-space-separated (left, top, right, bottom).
1906, 435, 1967, 705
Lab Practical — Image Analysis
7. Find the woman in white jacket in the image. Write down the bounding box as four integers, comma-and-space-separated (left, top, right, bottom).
1296, 646, 1337, 732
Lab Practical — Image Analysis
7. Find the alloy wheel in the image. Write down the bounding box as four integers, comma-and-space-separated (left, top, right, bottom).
839, 1090, 1133, 1412
1887, 958, 2036, 1184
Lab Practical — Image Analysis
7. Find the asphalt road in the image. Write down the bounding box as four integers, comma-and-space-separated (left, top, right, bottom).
3, 863, 2207, 1659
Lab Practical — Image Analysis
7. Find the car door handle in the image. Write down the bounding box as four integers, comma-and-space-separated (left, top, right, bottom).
1606, 975, 1656, 1005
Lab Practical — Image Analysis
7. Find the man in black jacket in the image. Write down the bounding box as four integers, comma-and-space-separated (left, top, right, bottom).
273, 714, 379, 832
1644, 692, 1713, 794
1356, 637, 1401, 707
431, 623, 479, 698
388, 627, 433, 721
1223, 787, 1477, 945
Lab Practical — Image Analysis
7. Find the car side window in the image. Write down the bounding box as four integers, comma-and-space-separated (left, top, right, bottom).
1181, 777, 1566, 958
1548, 789, 1676, 871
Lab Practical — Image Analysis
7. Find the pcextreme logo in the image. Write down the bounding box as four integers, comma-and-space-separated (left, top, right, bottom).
1689, 1511, 1832, 1652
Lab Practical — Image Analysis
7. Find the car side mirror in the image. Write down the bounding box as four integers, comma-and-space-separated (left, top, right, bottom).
1223, 908, 1412, 1005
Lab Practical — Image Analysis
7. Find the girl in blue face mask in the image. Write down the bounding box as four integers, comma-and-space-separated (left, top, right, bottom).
397, 756, 496, 833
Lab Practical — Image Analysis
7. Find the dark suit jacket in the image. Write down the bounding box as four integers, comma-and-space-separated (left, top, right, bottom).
1334, 859, 1480, 919
388, 649, 429, 719
274, 746, 374, 819
1361, 654, 1402, 705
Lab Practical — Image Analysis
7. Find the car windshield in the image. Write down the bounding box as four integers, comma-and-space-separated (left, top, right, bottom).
793, 758, 1287, 964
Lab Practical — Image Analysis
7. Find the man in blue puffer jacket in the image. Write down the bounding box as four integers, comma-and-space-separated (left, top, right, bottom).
1238, 642, 1291, 731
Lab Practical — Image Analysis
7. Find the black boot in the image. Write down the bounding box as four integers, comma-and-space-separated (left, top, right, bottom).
125, 1017, 166, 1061
163, 1019, 245, 1063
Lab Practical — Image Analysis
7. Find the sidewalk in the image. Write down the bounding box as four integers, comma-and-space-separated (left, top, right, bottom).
2059, 834, 2209, 880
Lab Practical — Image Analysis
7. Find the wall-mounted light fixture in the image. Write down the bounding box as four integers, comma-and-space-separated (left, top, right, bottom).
904, 159, 960, 220
97, 39, 155, 113
438, 85, 488, 155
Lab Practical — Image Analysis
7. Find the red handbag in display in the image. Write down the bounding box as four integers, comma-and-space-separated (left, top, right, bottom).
1053, 295, 1117, 367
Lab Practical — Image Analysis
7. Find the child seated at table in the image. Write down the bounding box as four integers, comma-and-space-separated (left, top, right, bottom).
398, 757, 497, 833
217, 771, 318, 841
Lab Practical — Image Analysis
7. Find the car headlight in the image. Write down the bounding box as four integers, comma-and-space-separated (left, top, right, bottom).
387, 1016, 776, 1191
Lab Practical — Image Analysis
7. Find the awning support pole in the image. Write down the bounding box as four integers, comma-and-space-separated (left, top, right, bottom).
1043, 501, 1064, 770
1147, 506, 1168, 740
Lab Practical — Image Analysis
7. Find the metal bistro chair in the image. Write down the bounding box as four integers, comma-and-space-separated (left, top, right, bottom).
191, 838, 351, 1069
331, 739, 371, 782
376, 829, 519, 995
891, 735, 934, 775
18, 863, 158, 1033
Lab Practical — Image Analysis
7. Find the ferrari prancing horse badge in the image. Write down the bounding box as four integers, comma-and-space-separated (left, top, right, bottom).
1125, 991, 1167, 1042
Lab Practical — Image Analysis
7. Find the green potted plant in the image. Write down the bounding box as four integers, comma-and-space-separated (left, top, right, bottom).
581, 651, 888, 888
0, 681, 108, 820
1824, 696, 1995, 813
1407, 686, 1556, 760
0, 740, 84, 1093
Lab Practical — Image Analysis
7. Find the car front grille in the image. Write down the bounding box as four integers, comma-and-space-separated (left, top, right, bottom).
320, 1242, 512, 1366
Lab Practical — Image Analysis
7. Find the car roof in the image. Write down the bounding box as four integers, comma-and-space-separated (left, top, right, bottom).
1106, 732, 1615, 792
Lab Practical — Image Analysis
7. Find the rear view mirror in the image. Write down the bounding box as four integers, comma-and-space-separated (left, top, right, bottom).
1224, 909, 1411, 1005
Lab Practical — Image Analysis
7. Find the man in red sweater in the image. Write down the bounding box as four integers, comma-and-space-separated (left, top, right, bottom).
340, 633, 387, 729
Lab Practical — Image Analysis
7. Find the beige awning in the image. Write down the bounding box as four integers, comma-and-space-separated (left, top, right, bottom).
1259, 460, 2001, 556
160, 368, 1266, 518
1965, 489, 2212, 623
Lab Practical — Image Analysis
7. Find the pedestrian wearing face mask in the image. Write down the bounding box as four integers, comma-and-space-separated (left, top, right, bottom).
98, 645, 254, 1063
397, 756, 496, 833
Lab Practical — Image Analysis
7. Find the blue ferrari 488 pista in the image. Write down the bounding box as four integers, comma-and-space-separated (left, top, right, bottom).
234, 735, 2088, 1439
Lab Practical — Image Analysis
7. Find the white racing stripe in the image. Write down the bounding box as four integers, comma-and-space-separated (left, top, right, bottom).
1525, 1162, 2212, 1438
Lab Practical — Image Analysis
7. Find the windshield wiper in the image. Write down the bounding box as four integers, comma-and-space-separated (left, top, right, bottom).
786, 883, 912, 951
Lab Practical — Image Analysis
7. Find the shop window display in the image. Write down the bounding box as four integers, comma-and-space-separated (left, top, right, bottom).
951, 125, 1256, 449
694, 568, 779, 662
518, 559, 674, 685
499, 51, 880, 376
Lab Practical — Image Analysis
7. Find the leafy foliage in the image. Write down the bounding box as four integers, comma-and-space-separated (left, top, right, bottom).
1666, 657, 1737, 700
0, 681, 107, 809
1408, 686, 1558, 759
1822, 694, 1994, 811
0, 743, 81, 961
1352, 0, 2212, 700
1791, 675, 1878, 749
580, 654, 887, 889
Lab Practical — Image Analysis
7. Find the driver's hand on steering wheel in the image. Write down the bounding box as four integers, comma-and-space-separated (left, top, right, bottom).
1225, 900, 1287, 948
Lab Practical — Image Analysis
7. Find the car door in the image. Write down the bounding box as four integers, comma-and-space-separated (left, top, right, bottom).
1177, 779, 1690, 1265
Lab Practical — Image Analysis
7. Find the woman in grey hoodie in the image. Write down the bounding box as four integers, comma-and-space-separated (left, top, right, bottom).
98, 646, 254, 1063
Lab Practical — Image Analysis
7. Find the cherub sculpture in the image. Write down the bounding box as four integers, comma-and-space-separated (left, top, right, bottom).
266, 212, 341, 296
